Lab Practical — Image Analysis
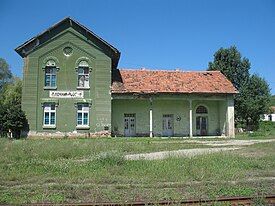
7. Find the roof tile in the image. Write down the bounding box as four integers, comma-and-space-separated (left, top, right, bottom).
112, 69, 238, 94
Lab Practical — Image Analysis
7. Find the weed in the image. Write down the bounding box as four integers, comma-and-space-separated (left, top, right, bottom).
251, 197, 269, 206
0, 138, 274, 204
0, 192, 14, 204
95, 150, 125, 166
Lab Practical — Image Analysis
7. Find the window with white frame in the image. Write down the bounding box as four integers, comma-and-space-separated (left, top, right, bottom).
77, 104, 89, 126
45, 67, 57, 87
78, 61, 89, 88
44, 104, 56, 126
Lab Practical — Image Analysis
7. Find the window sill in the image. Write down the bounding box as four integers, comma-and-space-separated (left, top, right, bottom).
76, 125, 90, 130
76, 87, 90, 90
43, 125, 56, 129
44, 86, 57, 90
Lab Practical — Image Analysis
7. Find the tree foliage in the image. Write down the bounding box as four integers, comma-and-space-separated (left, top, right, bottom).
238, 74, 271, 130
270, 95, 275, 106
208, 46, 271, 130
0, 58, 27, 138
0, 58, 12, 92
2, 77, 22, 105
208, 46, 250, 90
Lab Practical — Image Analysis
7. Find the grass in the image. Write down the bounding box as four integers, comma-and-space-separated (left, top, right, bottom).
0, 137, 214, 162
235, 121, 275, 139
0, 137, 275, 204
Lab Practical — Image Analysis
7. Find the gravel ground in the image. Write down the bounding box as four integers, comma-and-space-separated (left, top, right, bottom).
125, 147, 240, 160
185, 139, 275, 146
125, 139, 275, 160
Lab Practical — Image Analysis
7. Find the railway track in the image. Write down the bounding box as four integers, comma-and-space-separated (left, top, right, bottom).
14, 194, 275, 206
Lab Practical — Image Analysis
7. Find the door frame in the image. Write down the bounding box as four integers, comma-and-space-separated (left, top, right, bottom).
196, 116, 208, 136
162, 114, 174, 137
124, 113, 136, 137
195, 105, 209, 136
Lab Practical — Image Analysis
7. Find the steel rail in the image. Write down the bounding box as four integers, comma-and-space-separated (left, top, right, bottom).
12, 194, 275, 206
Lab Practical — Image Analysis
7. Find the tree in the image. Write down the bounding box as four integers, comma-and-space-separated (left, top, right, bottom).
0, 58, 27, 138
208, 46, 250, 90
0, 58, 12, 92
0, 104, 7, 136
208, 46, 271, 130
3, 77, 22, 105
238, 74, 271, 130
4, 104, 27, 138
270, 95, 275, 106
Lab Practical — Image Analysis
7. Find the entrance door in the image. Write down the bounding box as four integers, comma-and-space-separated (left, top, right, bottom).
163, 114, 173, 137
124, 114, 136, 137
196, 116, 208, 136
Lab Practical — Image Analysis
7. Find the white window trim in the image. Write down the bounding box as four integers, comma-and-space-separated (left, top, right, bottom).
45, 67, 57, 88
43, 104, 56, 128
44, 86, 57, 90
77, 67, 90, 88
76, 86, 90, 90
76, 104, 90, 128
76, 125, 90, 129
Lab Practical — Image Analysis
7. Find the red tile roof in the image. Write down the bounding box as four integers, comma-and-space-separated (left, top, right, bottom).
112, 69, 238, 94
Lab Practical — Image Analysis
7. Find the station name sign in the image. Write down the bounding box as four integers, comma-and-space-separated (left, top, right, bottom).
49, 91, 83, 98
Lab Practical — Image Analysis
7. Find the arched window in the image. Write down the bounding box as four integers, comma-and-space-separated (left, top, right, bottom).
45, 60, 57, 87
43, 57, 59, 88
77, 60, 90, 88
196, 106, 208, 114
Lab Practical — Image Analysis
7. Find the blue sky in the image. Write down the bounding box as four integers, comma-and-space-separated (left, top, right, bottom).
1, 0, 275, 94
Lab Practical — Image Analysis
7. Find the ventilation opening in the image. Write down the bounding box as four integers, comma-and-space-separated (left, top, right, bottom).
202, 72, 213, 76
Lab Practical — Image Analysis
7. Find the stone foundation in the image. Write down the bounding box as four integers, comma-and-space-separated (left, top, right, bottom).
26, 131, 111, 138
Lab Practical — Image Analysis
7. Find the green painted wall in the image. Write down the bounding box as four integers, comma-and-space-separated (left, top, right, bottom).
22, 28, 112, 134
153, 100, 188, 136
192, 100, 220, 136
22, 56, 38, 131
112, 96, 229, 137
111, 99, 150, 136
20, 22, 234, 137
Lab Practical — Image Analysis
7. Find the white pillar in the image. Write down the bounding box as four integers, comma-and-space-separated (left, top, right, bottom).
189, 98, 193, 138
226, 96, 235, 137
149, 97, 153, 137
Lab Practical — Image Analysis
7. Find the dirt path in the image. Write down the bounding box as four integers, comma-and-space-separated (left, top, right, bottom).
125, 139, 275, 160
125, 147, 240, 160
184, 139, 275, 146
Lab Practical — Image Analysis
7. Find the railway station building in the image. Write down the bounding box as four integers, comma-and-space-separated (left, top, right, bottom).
15, 17, 238, 138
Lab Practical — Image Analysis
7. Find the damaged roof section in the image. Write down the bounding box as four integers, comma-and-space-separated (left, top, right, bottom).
112, 69, 239, 94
